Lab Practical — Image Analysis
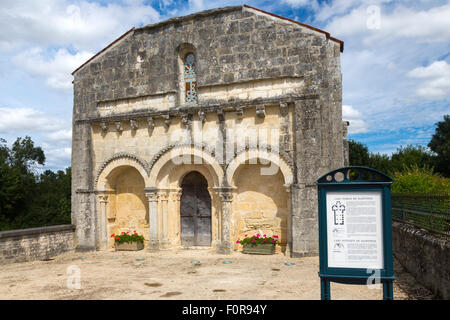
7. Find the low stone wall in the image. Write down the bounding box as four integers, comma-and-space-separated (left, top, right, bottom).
0, 224, 76, 265
392, 221, 450, 299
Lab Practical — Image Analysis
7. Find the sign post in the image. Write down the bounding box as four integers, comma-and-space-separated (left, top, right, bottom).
316, 166, 395, 300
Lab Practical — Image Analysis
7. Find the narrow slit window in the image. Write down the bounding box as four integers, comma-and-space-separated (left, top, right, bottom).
184, 53, 197, 103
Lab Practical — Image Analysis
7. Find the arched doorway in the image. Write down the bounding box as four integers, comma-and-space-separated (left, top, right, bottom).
180, 171, 211, 247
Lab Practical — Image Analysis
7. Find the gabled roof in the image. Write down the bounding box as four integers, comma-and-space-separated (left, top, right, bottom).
72, 4, 343, 75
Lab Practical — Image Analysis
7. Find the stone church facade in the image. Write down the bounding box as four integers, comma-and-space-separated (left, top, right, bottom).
71, 5, 348, 256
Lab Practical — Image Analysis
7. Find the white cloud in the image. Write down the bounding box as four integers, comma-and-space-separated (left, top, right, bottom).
0, 0, 160, 52
342, 105, 369, 134
44, 129, 72, 143
408, 60, 450, 99
0, 106, 72, 169
281, 0, 312, 8
189, 0, 205, 12
0, 107, 68, 133
13, 48, 93, 90
325, 2, 450, 43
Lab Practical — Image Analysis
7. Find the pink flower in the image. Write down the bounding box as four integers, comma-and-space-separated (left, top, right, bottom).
256, 234, 260, 238
236, 240, 240, 244
273, 235, 279, 239
271, 239, 274, 243
264, 239, 267, 242
252, 239, 256, 243
244, 234, 248, 237
263, 234, 266, 237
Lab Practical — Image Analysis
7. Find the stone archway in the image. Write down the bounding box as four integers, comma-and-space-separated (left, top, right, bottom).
95, 154, 150, 249
145, 144, 224, 250
226, 148, 295, 253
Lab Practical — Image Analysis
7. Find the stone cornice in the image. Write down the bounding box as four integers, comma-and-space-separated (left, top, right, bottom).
74, 94, 319, 124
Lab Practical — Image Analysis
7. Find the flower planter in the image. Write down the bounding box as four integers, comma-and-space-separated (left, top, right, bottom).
242, 243, 275, 255
114, 241, 144, 251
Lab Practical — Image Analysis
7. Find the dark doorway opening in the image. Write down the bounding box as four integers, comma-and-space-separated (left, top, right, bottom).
180, 171, 212, 247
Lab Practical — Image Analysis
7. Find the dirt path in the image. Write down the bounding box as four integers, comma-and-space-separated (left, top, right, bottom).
0, 249, 434, 300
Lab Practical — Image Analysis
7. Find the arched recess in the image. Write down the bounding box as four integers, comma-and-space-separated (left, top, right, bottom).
148, 144, 224, 188
95, 153, 149, 249
225, 148, 294, 188
96, 153, 149, 190
226, 148, 295, 254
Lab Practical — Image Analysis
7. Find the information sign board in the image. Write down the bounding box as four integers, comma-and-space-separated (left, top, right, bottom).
316, 167, 395, 300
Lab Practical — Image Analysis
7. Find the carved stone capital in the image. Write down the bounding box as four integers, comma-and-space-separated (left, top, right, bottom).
157, 191, 169, 201
170, 190, 183, 201
219, 191, 233, 202
98, 195, 109, 203
145, 191, 158, 202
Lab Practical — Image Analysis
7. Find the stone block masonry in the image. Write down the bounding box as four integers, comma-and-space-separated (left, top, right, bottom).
0, 225, 75, 265
392, 221, 450, 299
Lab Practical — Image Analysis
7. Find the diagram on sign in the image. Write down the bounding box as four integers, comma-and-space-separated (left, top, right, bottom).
331, 201, 346, 225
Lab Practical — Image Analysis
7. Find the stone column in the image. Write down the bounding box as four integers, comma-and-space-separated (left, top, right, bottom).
218, 187, 234, 254
97, 193, 109, 249
284, 184, 292, 257
145, 188, 159, 250
158, 190, 170, 248
169, 189, 182, 246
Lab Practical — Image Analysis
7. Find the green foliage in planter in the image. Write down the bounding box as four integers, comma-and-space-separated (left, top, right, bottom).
237, 233, 279, 246
111, 231, 144, 243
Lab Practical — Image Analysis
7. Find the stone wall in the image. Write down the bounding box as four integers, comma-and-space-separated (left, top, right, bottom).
392, 221, 450, 299
0, 225, 75, 265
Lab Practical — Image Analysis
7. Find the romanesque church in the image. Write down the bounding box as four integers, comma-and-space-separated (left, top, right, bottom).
71, 5, 348, 257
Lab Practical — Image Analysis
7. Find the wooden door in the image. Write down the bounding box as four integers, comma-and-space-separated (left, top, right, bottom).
180, 171, 211, 247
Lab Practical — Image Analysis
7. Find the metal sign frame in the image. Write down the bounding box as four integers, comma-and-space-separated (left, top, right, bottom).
316, 166, 395, 300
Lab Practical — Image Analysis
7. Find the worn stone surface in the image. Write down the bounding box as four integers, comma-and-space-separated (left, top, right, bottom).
392, 221, 450, 299
0, 225, 75, 265
71, 5, 346, 256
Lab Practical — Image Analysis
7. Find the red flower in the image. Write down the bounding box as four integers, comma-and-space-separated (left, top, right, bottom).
111, 233, 115, 238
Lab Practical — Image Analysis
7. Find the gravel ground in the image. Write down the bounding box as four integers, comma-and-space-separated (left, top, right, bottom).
0, 249, 434, 300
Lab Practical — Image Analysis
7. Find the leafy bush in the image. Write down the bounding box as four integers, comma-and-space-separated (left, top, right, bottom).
391, 165, 450, 194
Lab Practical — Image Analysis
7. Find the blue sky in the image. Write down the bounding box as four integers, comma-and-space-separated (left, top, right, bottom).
0, 0, 449, 171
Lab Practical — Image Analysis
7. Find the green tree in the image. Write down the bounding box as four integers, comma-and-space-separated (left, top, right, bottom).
348, 139, 370, 166
390, 145, 435, 175
428, 115, 450, 177
0, 136, 71, 231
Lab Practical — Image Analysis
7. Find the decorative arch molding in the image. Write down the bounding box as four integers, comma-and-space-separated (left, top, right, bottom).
147, 143, 224, 188
95, 152, 150, 189
225, 146, 295, 187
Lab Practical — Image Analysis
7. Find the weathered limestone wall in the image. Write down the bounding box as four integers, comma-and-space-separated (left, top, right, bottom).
106, 167, 149, 248
392, 221, 450, 299
0, 225, 75, 265
233, 164, 289, 253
